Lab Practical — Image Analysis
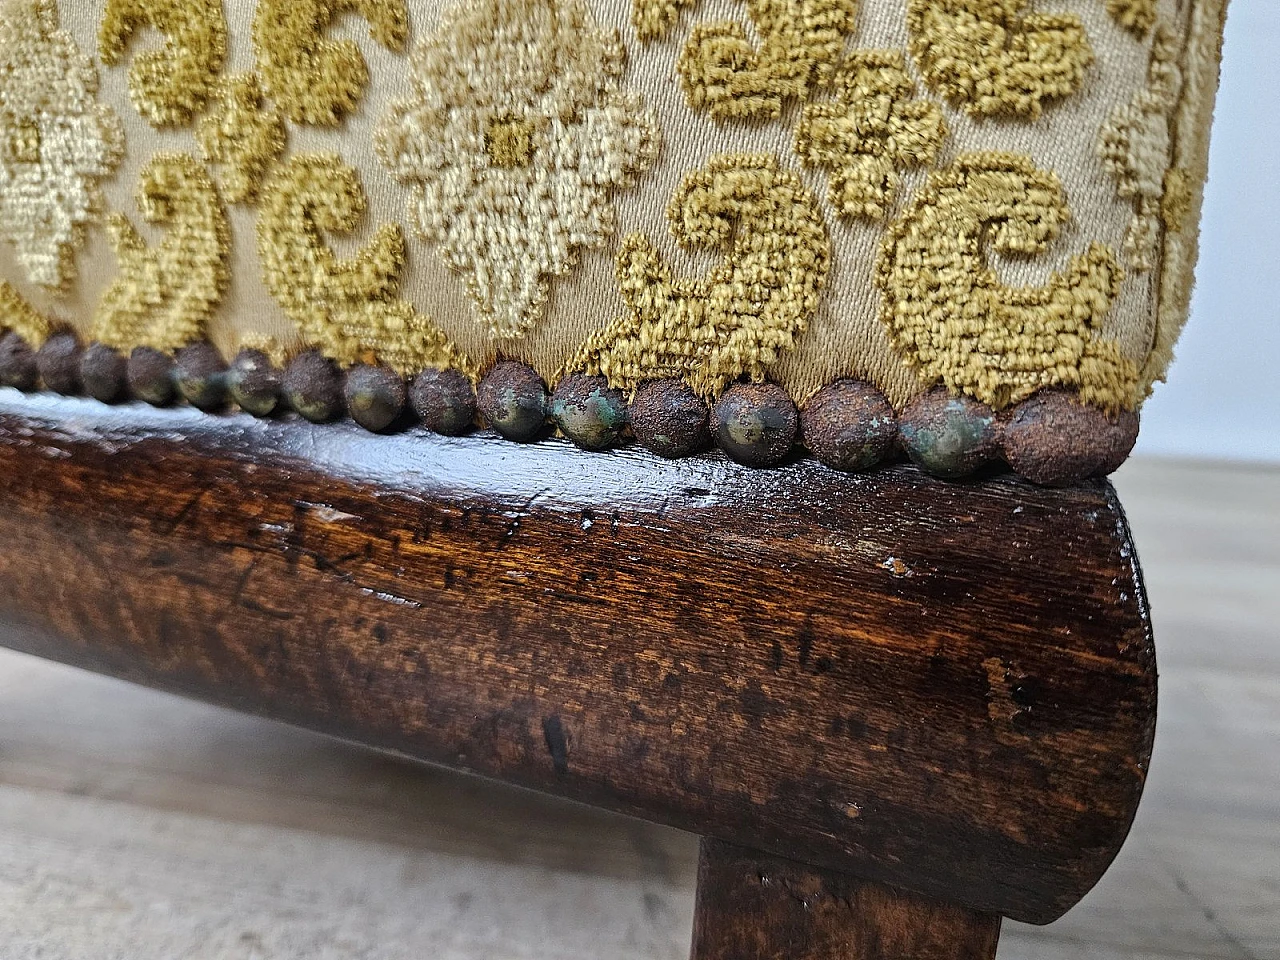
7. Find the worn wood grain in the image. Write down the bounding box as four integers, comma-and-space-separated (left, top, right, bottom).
2, 650, 1272, 959
691, 839, 1002, 960
0, 457, 1272, 960
0, 391, 1156, 923
0, 653, 1274, 959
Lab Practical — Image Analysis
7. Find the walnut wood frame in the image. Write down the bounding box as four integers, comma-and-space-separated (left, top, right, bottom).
0, 391, 1157, 958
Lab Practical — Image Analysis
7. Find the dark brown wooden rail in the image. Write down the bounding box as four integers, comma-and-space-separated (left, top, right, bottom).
692, 840, 1005, 960
0, 391, 1155, 927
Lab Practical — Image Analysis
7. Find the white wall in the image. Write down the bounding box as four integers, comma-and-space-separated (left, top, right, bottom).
1135, 2, 1280, 463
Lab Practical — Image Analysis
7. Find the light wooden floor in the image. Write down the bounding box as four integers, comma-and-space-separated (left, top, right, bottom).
0, 457, 1276, 960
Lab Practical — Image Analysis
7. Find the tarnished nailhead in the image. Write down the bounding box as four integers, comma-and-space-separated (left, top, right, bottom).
899, 388, 998, 479
801, 379, 897, 472
345, 364, 406, 433
229, 347, 281, 417
0, 333, 1147, 486
630, 379, 710, 459
477, 361, 547, 443
711, 382, 798, 468
1002, 390, 1141, 486
0, 331, 38, 391
1092, 410, 1141, 478
126, 346, 176, 406
36, 331, 82, 394
551, 373, 628, 451
80, 343, 127, 403
283, 350, 343, 423
174, 341, 229, 411
409, 367, 476, 436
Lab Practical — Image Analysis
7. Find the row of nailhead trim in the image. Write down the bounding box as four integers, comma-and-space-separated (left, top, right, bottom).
0, 331, 1138, 486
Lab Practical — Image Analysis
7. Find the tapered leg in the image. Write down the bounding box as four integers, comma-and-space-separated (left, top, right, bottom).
690, 839, 1002, 960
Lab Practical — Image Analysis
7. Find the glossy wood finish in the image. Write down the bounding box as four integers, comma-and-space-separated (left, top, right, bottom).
691, 840, 1002, 960
0, 459, 1271, 960
0, 391, 1156, 924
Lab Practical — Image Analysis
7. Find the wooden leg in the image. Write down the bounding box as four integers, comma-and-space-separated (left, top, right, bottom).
690, 839, 1002, 960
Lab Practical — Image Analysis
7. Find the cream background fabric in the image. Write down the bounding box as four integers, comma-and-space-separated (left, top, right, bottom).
0, 0, 1224, 409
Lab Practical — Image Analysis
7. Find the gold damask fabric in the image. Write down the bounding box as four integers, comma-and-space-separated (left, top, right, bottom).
0, 0, 1229, 412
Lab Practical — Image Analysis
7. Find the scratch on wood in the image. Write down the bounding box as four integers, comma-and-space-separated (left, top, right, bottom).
542, 715, 570, 776
984, 657, 1024, 744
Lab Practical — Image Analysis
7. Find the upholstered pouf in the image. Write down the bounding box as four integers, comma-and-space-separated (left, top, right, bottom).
0, 0, 1228, 481
0, 1, 1230, 957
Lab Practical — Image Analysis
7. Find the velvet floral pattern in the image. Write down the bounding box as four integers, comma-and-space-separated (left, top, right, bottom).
0, 0, 123, 289
376, 0, 659, 340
